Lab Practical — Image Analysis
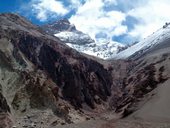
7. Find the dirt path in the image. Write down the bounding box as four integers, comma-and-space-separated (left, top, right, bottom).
51, 111, 119, 128
100, 119, 170, 128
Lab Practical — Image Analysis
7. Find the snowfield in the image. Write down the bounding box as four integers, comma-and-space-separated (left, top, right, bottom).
54, 31, 124, 59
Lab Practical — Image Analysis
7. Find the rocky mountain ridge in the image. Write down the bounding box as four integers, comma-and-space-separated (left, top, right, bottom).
0, 13, 113, 127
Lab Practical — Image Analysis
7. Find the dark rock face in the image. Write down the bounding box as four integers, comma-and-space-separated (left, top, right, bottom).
0, 14, 113, 110
0, 93, 10, 113
0, 87, 12, 128
14, 33, 112, 109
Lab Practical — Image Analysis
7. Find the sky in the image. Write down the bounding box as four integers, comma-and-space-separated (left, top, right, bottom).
1, 0, 170, 44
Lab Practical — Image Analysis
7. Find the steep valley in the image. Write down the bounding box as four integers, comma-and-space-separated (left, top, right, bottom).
0, 13, 170, 128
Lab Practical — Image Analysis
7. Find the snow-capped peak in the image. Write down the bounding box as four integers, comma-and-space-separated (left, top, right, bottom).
66, 38, 124, 59
113, 23, 170, 59
41, 19, 125, 59
54, 31, 94, 45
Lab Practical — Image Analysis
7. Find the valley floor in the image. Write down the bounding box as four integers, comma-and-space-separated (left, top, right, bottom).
101, 119, 170, 128
49, 116, 170, 128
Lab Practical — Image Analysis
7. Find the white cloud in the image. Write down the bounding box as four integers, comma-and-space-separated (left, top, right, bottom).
112, 25, 128, 36
69, 0, 126, 42
31, 0, 69, 21
127, 0, 170, 39
26, 0, 170, 43
69, 0, 83, 9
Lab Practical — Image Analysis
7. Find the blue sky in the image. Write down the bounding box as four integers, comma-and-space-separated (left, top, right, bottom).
1, 0, 170, 44
0, 1, 19, 12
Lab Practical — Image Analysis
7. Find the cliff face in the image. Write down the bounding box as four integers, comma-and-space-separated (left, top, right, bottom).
11, 31, 112, 109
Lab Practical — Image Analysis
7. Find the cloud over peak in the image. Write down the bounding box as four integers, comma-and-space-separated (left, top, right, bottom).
69, 0, 126, 42
23, 0, 170, 44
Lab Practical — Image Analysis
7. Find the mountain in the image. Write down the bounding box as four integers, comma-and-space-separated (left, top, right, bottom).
1, 13, 170, 128
113, 23, 170, 59
106, 23, 170, 128
0, 13, 113, 127
41, 19, 124, 59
